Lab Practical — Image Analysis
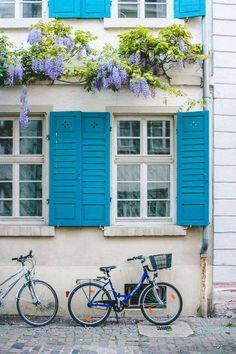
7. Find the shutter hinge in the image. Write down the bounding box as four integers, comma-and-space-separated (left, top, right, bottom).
110, 126, 112, 132
110, 197, 112, 202
46, 199, 50, 204
46, 134, 50, 141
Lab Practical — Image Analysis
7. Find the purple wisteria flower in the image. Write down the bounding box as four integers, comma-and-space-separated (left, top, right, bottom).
27, 29, 42, 45
91, 59, 127, 92
31, 56, 64, 80
56, 36, 73, 53
179, 39, 185, 54
19, 85, 30, 128
6, 65, 23, 86
20, 103, 30, 128
85, 44, 91, 56
129, 52, 141, 65
140, 78, 150, 97
130, 78, 151, 97
149, 52, 155, 64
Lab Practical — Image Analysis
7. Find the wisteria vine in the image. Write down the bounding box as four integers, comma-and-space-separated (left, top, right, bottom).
0, 21, 205, 128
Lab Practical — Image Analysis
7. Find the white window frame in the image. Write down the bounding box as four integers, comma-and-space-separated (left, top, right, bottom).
0, 0, 47, 19
0, 116, 46, 224
112, 0, 172, 19
111, 115, 175, 225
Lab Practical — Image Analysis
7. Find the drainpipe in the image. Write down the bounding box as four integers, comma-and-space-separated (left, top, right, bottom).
200, 2, 211, 317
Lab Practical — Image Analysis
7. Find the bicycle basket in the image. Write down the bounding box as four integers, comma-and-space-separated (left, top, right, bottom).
149, 254, 172, 270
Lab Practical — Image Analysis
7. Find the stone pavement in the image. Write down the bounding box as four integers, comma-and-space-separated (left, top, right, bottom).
0, 316, 235, 354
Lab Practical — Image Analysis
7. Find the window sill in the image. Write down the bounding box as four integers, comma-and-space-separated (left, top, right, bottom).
0, 18, 43, 29
0, 225, 55, 237
104, 18, 184, 29
104, 225, 187, 237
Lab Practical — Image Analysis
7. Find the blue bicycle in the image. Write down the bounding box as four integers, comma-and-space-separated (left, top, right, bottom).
68, 254, 183, 327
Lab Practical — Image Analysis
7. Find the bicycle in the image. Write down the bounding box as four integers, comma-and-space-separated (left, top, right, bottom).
68, 254, 183, 327
0, 250, 58, 327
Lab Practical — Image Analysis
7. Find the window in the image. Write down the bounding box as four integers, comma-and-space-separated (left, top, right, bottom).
0, 117, 45, 219
0, 0, 45, 19
118, 0, 167, 18
114, 117, 173, 222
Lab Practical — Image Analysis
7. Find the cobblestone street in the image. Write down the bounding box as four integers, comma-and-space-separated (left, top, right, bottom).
0, 317, 235, 354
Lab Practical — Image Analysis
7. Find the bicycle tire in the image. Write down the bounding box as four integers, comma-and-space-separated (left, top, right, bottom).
140, 282, 183, 326
68, 282, 112, 327
16, 279, 58, 327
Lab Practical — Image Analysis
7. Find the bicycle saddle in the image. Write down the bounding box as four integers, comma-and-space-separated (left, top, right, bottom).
99, 266, 117, 273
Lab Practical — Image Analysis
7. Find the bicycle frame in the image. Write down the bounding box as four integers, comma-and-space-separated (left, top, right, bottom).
90, 268, 150, 308
0, 266, 30, 304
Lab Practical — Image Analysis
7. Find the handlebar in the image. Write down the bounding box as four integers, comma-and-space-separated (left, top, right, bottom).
12, 250, 33, 263
127, 255, 145, 262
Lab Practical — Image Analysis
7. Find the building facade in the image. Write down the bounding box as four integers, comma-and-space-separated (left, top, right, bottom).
0, 0, 212, 316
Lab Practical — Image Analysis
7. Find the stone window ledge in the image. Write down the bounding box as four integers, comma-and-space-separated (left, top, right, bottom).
104, 225, 187, 237
0, 225, 55, 237
104, 18, 183, 29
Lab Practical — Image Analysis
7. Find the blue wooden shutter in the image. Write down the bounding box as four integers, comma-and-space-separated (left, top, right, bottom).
174, 0, 205, 18
49, 112, 81, 226
81, 112, 110, 226
50, 111, 110, 227
49, 0, 81, 18
49, 0, 110, 18
177, 111, 209, 226
81, 0, 110, 18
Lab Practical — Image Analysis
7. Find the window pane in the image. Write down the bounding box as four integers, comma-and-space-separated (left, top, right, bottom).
118, 121, 140, 137
145, 3, 166, 18
148, 165, 170, 181
0, 165, 12, 180
20, 138, 42, 154
0, 139, 13, 154
118, 4, 138, 17
148, 138, 170, 155
0, 3, 14, 18
117, 165, 140, 181
147, 121, 170, 137
23, 2, 42, 18
148, 201, 170, 217
20, 120, 42, 137
20, 164, 42, 181
148, 182, 170, 199
0, 200, 12, 216
0, 120, 13, 137
20, 182, 42, 198
0, 183, 12, 198
118, 138, 140, 155
20, 200, 42, 216
118, 182, 140, 199
118, 201, 140, 217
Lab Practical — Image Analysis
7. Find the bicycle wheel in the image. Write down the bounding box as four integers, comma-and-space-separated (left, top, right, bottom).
140, 282, 183, 326
68, 282, 112, 327
16, 279, 58, 327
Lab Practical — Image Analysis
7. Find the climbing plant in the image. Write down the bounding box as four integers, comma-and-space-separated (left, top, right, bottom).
0, 20, 205, 127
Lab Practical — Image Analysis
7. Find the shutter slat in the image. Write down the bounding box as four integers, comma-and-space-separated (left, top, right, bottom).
177, 111, 209, 226
174, 0, 205, 18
